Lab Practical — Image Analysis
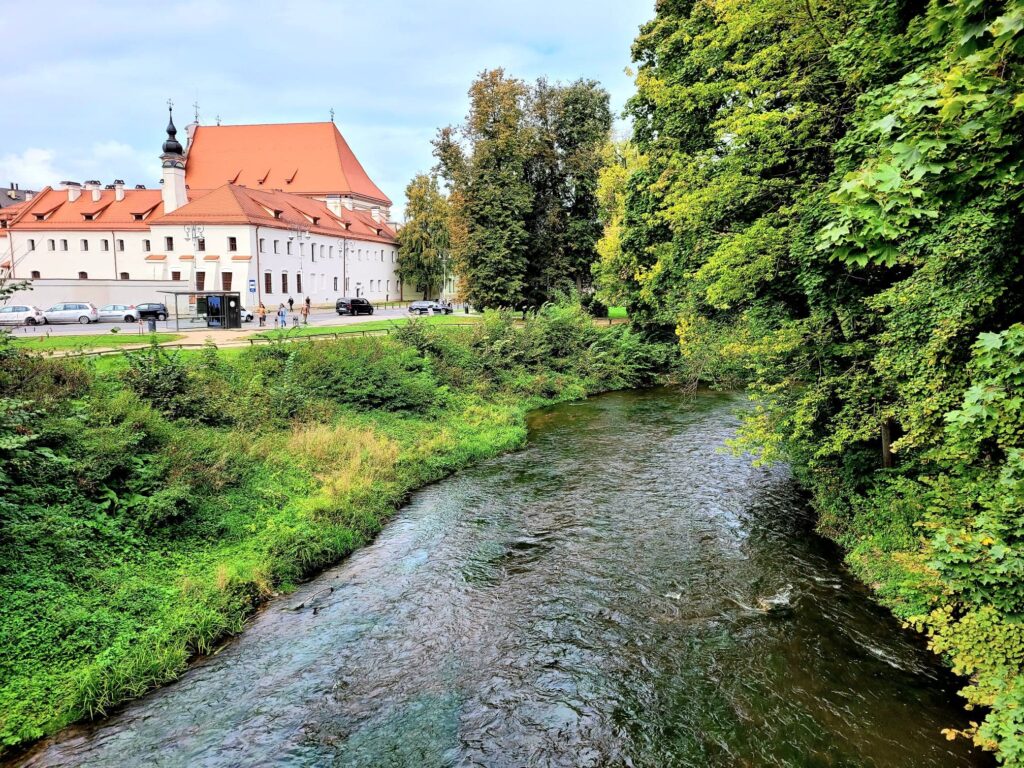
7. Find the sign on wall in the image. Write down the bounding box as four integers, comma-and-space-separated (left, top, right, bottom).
248, 278, 257, 294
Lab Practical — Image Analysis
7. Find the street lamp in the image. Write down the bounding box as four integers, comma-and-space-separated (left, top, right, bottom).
182, 223, 205, 293
288, 226, 311, 296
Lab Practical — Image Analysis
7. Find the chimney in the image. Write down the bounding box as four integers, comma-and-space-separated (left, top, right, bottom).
84, 180, 102, 202
63, 181, 82, 202
25, 191, 34, 201
113, 179, 125, 202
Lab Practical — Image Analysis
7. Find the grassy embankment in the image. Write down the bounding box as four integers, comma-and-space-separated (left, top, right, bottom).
0, 302, 667, 755
11, 332, 183, 352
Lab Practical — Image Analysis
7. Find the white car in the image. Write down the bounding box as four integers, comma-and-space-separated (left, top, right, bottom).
0, 304, 46, 325
98, 304, 139, 323
44, 302, 100, 324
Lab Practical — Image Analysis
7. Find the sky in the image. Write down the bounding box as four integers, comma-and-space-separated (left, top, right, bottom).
0, 0, 653, 218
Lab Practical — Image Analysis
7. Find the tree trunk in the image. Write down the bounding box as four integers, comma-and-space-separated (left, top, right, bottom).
881, 418, 895, 468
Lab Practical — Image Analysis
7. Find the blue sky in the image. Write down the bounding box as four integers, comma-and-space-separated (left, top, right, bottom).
0, 0, 653, 217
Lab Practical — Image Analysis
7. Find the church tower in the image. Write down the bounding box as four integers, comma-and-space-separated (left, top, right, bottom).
160, 105, 187, 213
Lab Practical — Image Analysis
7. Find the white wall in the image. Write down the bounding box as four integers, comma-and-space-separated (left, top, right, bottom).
7, 278, 189, 313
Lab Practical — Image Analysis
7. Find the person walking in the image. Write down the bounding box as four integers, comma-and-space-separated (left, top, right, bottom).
277, 303, 287, 329
299, 302, 310, 325
287, 297, 294, 312
257, 302, 267, 327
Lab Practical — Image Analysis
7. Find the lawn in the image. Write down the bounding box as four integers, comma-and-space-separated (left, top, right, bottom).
254, 313, 480, 340
12, 332, 183, 352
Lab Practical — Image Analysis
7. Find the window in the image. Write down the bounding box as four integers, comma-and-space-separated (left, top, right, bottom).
333, 277, 338, 291
387, 279, 391, 292
195, 271, 206, 291
31, 270, 40, 279
320, 245, 325, 258
119, 272, 129, 280
286, 240, 293, 255
143, 239, 151, 252
281, 272, 288, 293
133, 213, 144, 221
81, 239, 89, 251
273, 240, 279, 254
196, 238, 206, 252
27, 239, 35, 251
296, 273, 302, 293
78, 271, 88, 279
171, 271, 181, 281
47, 239, 55, 251
165, 236, 173, 251
380, 250, 384, 262
228, 236, 237, 252
259, 238, 265, 252
100, 239, 109, 251
221, 272, 232, 291
117, 239, 124, 251
329, 246, 333, 258
345, 277, 350, 291
264, 272, 272, 294
60, 239, 68, 251
391, 250, 396, 262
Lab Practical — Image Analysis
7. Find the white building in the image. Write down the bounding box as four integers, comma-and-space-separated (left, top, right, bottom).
0, 109, 408, 310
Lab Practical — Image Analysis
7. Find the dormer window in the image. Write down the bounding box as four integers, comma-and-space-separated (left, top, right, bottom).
273, 210, 283, 219
83, 213, 95, 221
133, 213, 144, 221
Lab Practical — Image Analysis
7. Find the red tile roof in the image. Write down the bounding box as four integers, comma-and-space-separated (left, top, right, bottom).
151, 184, 396, 244
184, 122, 391, 205
3, 187, 165, 230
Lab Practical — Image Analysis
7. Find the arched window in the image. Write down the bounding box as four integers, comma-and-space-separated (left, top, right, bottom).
78, 271, 88, 279
31, 270, 41, 279
119, 272, 129, 280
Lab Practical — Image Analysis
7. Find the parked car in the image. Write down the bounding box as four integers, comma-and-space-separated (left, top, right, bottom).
240, 306, 255, 322
44, 302, 99, 324
336, 297, 374, 316
135, 303, 169, 321
409, 300, 453, 316
0, 305, 46, 325
98, 304, 138, 323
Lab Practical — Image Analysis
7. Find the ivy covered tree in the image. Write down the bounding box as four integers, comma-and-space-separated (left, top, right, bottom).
609, 0, 1024, 759
433, 69, 611, 309
397, 173, 451, 300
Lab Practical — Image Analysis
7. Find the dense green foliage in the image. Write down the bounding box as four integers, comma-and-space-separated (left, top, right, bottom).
396, 173, 452, 299
603, 0, 1024, 760
434, 70, 612, 308
0, 303, 673, 756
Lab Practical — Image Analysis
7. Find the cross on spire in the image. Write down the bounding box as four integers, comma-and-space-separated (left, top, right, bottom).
167, 98, 173, 111
193, 100, 200, 122
329, 107, 335, 123
215, 114, 222, 126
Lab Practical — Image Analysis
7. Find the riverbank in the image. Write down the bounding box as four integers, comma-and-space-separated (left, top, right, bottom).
0, 302, 671, 756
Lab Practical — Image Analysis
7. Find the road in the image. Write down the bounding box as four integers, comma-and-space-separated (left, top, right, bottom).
4, 306, 444, 339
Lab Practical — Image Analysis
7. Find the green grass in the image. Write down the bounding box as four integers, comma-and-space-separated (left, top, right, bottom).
608, 306, 628, 319
254, 313, 480, 340
13, 332, 183, 352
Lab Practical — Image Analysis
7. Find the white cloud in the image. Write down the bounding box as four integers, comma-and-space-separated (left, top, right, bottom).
0, 149, 63, 190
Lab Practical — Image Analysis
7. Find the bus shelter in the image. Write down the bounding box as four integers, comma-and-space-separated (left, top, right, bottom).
158, 290, 243, 331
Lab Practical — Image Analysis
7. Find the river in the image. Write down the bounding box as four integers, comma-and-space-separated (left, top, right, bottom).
14, 389, 990, 767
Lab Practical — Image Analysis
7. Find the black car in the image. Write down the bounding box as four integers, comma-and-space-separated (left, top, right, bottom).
135, 303, 169, 321
336, 297, 374, 316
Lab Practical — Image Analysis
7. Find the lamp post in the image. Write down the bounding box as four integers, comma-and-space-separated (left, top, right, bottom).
288, 225, 311, 296
182, 223, 205, 292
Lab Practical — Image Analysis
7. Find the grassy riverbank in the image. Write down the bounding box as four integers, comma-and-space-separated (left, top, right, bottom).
11, 332, 183, 352
0, 302, 671, 755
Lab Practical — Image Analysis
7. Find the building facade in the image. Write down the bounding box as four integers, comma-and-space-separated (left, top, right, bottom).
0, 110, 406, 310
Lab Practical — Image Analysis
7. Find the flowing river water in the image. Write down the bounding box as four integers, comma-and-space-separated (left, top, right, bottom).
15, 389, 990, 767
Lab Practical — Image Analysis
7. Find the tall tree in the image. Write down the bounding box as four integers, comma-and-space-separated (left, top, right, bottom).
397, 174, 451, 299
433, 70, 611, 309
435, 69, 534, 309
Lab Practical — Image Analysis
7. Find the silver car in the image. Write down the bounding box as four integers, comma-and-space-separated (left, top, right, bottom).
44, 302, 100, 324
0, 304, 46, 325
98, 304, 139, 323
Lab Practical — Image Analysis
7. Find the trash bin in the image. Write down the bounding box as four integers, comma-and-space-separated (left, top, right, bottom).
464, 305, 469, 314
146, 318, 157, 333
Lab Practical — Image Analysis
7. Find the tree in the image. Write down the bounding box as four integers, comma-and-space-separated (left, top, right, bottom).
433, 70, 611, 309
397, 174, 451, 299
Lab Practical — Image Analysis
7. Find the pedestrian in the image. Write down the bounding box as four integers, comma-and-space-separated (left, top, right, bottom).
300, 302, 310, 325
288, 297, 294, 312
257, 302, 267, 327
304, 296, 311, 311
277, 303, 287, 329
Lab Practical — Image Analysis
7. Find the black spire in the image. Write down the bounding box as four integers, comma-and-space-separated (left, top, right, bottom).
162, 104, 184, 155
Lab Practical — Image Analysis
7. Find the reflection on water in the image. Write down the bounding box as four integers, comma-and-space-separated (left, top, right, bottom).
13, 389, 991, 767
